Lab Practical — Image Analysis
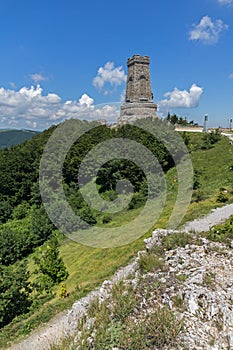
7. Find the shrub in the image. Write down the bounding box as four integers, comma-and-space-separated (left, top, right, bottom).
192, 189, 205, 203
206, 215, 233, 243
0, 200, 13, 223
193, 169, 202, 190
57, 283, 68, 298
0, 263, 32, 328
162, 232, 193, 250
128, 191, 146, 210
102, 214, 112, 224
0, 227, 32, 266
79, 207, 97, 226
138, 252, 165, 273
12, 201, 30, 220
216, 190, 228, 203
111, 281, 137, 322
33, 235, 68, 286
120, 305, 183, 349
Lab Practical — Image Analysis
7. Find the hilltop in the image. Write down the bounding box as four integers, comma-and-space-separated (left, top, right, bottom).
0, 129, 39, 149
0, 119, 233, 349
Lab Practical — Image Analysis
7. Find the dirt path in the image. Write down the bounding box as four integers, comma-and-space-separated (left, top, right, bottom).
183, 203, 233, 233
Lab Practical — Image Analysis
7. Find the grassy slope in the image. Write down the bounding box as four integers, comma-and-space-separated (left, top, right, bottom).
1, 133, 233, 348
181, 135, 233, 222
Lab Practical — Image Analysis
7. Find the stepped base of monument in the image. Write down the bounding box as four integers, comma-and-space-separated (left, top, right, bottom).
119, 102, 158, 124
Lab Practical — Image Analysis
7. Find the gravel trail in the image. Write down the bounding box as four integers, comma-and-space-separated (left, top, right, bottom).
183, 203, 233, 233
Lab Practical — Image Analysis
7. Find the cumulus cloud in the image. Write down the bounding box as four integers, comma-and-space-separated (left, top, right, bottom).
92, 62, 127, 91
0, 85, 120, 129
158, 84, 203, 110
30, 73, 48, 83
79, 93, 94, 107
189, 15, 228, 44
218, 0, 233, 4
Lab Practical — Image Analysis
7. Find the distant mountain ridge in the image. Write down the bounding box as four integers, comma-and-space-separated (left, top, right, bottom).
0, 129, 39, 149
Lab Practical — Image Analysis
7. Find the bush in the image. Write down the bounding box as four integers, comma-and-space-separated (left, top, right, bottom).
57, 283, 69, 298
193, 169, 202, 190
31, 206, 54, 245
206, 215, 233, 243
0, 227, 32, 265
33, 235, 68, 286
79, 207, 97, 226
202, 129, 221, 149
192, 189, 205, 203
102, 214, 112, 224
12, 201, 30, 220
216, 190, 228, 203
0, 200, 13, 223
138, 252, 165, 273
111, 281, 137, 322
120, 305, 183, 349
0, 263, 32, 328
162, 232, 193, 250
128, 191, 146, 210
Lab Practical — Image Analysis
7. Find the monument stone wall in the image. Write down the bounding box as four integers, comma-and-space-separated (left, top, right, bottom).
119, 55, 158, 124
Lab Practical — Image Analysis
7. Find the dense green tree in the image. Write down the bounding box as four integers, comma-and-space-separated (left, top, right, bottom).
30, 205, 54, 245
0, 199, 13, 223
12, 201, 30, 220
79, 206, 97, 226
34, 235, 68, 285
0, 262, 31, 327
0, 227, 32, 266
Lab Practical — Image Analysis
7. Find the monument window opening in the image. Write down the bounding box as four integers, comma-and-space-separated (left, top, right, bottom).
140, 75, 148, 101
127, 75, 133, 102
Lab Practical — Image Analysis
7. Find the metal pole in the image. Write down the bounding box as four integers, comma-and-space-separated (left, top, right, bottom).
203, 114, 208, 132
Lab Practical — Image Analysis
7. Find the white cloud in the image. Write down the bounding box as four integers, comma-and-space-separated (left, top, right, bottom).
30, 73, 48, 83
0, 85, 121, 129
218, 0, 233, 4
26, 120, 38, 128
92, 62, 127, 91
158, 84, 203, 110
189, 15, 228, 44
79, 93, 94, 107
229, 73, 233, 79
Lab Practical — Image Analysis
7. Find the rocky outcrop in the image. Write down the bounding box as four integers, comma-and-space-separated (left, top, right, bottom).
144, 229, 233, 349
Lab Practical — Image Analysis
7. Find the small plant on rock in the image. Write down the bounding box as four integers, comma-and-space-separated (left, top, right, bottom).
138, 252, 165, 273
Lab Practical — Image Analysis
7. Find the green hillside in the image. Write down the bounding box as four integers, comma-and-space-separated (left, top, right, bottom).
0, 129, 39, 149
0, 120, 232, 348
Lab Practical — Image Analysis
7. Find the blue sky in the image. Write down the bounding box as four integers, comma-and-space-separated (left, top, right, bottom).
0, 0, 233, 129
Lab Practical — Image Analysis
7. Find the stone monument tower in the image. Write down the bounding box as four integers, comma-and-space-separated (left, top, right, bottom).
119, 55, 157, 123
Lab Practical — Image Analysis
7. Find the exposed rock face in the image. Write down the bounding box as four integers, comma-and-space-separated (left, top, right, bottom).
119, 55, 158, 124
145, 229, 233, 349
68, 229, 233, 349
